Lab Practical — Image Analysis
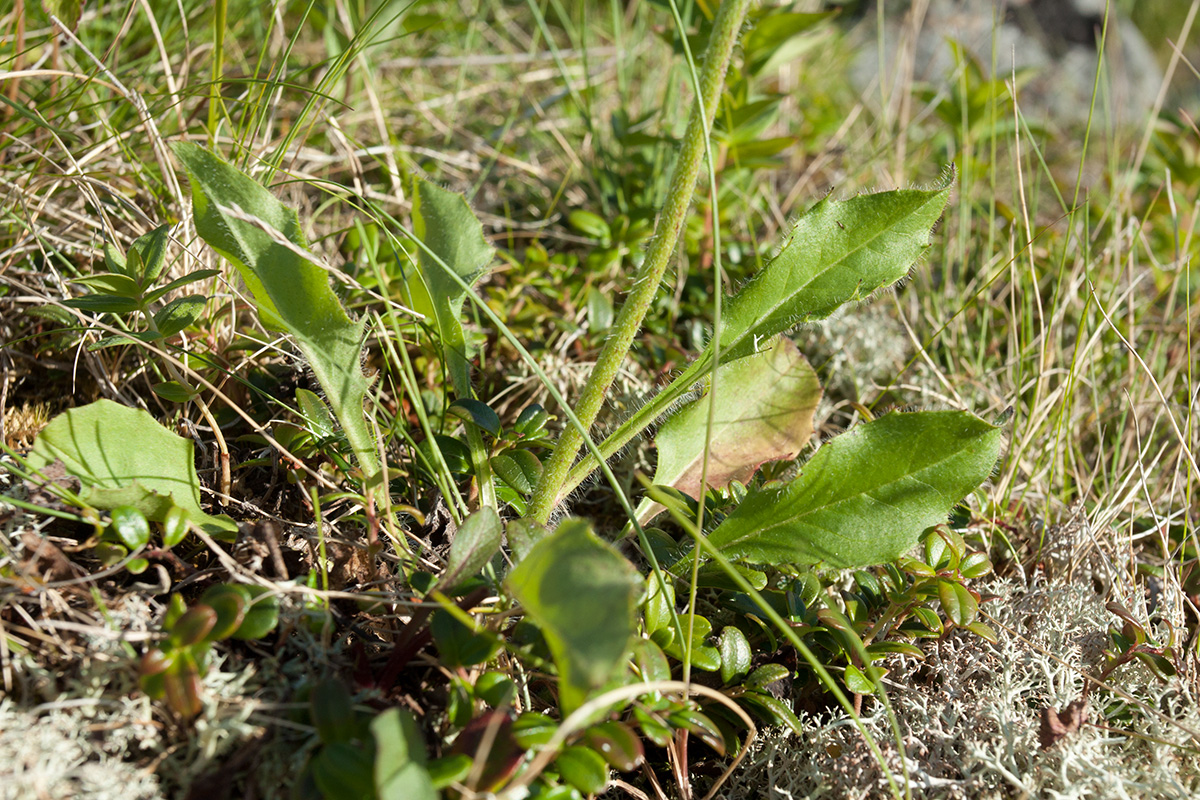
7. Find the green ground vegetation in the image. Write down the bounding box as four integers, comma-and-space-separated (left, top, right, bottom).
1, 1, 1198, 798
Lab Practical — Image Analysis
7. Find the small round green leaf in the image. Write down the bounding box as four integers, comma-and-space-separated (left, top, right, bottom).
631, 638, 672, 685
843, 663, 876, 695
959, 551, 992, 579
490, 450, 542, 494
938, 580, 979, 627
582, 721, 644, 772
447, 398, 501, 437
93, 541, 126, 566
666, 708, 725, 755
567, 209, 612, 242
512, 712, 558, 749
553, 745, 609, 795
199, 584, 248, 641
633, 706, 672, 747
965, 621, 998, 644
109, 506, 150, 549
745, 663, 791, 691
718, 626, 752, 685
475, 671, 516, 708
169, 606, 217, 647
162, 505, 190, 548
232, 585, 280, 640
427, 754, 472, 790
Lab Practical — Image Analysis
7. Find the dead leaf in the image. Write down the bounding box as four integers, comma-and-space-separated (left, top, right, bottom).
645, 337, 821, 524
1039, 696, 1089, 749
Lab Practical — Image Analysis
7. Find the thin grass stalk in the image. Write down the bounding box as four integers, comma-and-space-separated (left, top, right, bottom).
209, 0, 227, 143
527, 0, 752, 524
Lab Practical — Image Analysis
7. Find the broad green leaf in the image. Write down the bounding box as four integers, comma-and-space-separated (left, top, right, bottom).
843, 663, 877, 695
743, 10, 831, 74
633, 706, 672, 747
567, 209, 611, 241
965, 621, 998, 643
372, 708, 437, 800
744, 663, 790, 691
694, 561, 768, 592
505, 519, 641, 714
474, 671, 516, 707
660, 614, 722, 673
26, 399, 237, 538
706, 409, 1002, 569
646, 337, 820, 523
632, 638, 672, 685
560, 176, 953, 504
88, 331, 161, 351
959, 551, 992, 578
426, 754, 472, 790
714, 172, 953, 365
409, 179, 494, 398
642, 576, 675, 640
172, 143, 380, 490
587, 287, 614, 331
666, 708, 725, 755
103, 241, 129, 276
437, 506, 502, 591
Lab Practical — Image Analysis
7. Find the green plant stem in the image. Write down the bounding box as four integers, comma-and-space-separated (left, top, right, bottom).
208, 0, 227, 143
526, 0, 752, 524
447, 332, 497, 510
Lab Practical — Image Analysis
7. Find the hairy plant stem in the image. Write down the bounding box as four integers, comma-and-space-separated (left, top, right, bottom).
526, 0, 752, 524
